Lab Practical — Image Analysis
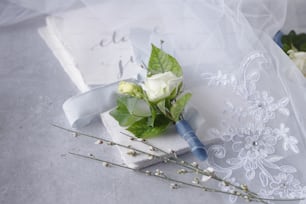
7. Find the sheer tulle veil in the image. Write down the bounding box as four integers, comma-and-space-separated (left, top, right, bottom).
3, 0, 306, 202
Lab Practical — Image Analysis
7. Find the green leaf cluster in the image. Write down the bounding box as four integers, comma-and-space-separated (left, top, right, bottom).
110, 96, 171, 138
110, 44, 192, 138
110, 96, 144, 127
282, 30, 306, 53
148, 44, 183, 77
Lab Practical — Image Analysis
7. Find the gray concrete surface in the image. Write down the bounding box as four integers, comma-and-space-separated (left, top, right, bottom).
0, 17, 223, 204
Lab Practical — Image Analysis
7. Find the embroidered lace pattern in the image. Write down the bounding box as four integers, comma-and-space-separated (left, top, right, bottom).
201, 52, 306, 202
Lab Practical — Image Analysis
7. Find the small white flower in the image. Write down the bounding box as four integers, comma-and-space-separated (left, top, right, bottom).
201, 175, 212, 182
149, 146, 156, 151
288, 50, 306, 76
192, 177, 200, 184
154, 169, 164, 176
191, 162, 199, 168
170, 183, 179, 189
94, 140, 103, 144
102, 162, 110, 167
177, 169, 188, 174
126, 150, 137, 157
142, 71, 182, 102
206, 167, 214, 173
106, 141, 115, 146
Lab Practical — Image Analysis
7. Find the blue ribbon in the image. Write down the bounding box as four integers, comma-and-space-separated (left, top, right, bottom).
175, 120, 208, 161
273, 31, 283, 48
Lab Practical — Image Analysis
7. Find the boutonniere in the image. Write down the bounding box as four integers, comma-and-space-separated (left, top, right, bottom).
281, 31, 306, 76
110, 44, 207, 160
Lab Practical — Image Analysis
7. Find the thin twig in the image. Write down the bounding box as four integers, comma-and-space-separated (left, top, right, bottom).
69, 152, 263, 202
54, 124, 305, 203
52, 124, 160, 159
120, 131, 261, 200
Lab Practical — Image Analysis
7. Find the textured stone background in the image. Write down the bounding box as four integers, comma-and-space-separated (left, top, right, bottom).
0, 17, 223, 204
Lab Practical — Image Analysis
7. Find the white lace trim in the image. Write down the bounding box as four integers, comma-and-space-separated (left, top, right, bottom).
202, 52, 306, 201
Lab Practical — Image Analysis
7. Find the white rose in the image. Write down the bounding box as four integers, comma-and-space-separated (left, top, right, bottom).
142, 71, 183, 102
288, 50, 306, 76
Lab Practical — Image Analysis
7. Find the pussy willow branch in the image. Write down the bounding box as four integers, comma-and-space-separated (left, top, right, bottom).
68, 152, 265, 203
53, 124, 304, 203
120, 132, 305, 203
52, 124, 157, 158
119, 131, 262, 201
53, 124, 259, 201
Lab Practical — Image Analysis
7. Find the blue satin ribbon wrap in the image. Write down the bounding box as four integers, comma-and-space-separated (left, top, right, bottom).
273, 31, 283, 48
175, 120, 208, 161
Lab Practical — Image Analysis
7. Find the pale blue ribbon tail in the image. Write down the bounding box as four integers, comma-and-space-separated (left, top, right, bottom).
175, 120, 208, 161
63, 81, 120, 128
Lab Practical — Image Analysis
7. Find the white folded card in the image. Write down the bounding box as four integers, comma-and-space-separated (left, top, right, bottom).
38, 6, 143, 92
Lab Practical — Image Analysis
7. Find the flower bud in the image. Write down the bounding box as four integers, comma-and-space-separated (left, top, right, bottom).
118, 81, 143, 98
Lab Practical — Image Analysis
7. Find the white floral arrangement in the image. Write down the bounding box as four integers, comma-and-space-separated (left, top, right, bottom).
110, 44, 207, 161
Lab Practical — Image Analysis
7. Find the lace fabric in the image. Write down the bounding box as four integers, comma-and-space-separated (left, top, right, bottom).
204, 51, 306, 201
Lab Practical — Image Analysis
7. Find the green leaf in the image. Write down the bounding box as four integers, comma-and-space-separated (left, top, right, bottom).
299, 43, 306, 51
148, 44, 183, 77
170, 92, 192, 122
294, 33, 306, 49
127, 115, 171, 138
288, 30, 296, 41
281, 35, 290, 45
157, 100, 167, 116
147, 105, 157, 127
126, 97, 151, 117
110, 96, 144, 126
282, 44, 291, 53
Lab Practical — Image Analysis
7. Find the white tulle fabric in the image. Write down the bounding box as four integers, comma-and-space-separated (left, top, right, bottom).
0, 0, 78, 26
3, 0, 306, 202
